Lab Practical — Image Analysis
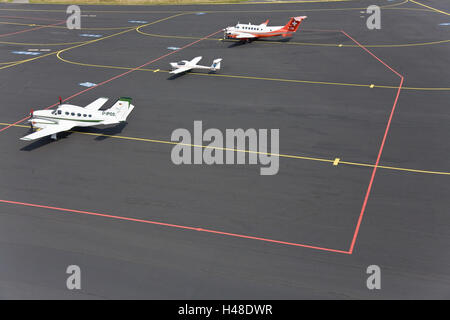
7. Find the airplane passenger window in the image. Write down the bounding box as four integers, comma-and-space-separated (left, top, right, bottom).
83, 114, 87, 117
77, 113, 81, 117
71, 113, 75, 116
58, 110, 62, 115
65, 112, 69, 115
88, 115, 92, 117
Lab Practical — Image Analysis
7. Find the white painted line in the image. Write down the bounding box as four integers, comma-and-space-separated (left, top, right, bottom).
79, 82, 97, 88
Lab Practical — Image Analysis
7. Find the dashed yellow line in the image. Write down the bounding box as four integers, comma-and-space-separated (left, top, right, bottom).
2, 122, 449, 176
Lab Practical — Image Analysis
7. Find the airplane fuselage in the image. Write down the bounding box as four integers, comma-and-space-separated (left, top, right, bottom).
30, 104, 117, 129
225, 24, 289, 39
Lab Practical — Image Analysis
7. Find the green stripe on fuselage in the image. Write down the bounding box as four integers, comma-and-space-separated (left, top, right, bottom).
34, 116, 102, 123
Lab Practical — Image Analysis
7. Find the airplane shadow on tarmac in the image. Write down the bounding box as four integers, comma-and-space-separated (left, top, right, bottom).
226, 37, 292, 48
167, 70, 218, 80
20, 122, 128, 151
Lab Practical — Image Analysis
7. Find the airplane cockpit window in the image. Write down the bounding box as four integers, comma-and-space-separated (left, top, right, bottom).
178, 61, 186, 65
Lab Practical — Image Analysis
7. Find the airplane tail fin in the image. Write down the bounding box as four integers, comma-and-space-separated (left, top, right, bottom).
105, 97, 135, 122
260, 19, 269, 27
211, 58, 222, 71
282, 16, 307, 33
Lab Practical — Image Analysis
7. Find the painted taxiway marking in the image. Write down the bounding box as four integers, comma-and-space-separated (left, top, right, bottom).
0, 13, 186, 72
80, 34, 103, 38
0, 19, 66, 38
79, 82, 97, 88
139, 31, 450, 48
53, 54, 450, 92
409, 0, 450, 16
1, 17, 221, 135
0, 13, 189, 133
2, 123, 449, 177
0, 199, 350, 254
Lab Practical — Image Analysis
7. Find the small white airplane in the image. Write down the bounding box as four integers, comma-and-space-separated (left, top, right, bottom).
224, 16, 307, 41
21, 97, 135, 141
169, 56, 222, 75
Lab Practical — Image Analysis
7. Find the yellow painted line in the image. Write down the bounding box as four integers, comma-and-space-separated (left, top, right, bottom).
54, 54, 450, 92
0, 21, 143, 31
0, 59, 31, 65
370, 84, 375, 88
409, 0, 450, 16
0, 50, 59, 71
0, 40, 88, 46
154, 69, 160, 72
138, 31, 450, 48
0, 13, 186, 72
56, 13, 187, 58
3, 122, 449, 176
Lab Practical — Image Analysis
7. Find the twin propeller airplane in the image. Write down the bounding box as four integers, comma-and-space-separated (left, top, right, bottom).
21, 97, 135, 141
224, 16, 307, 41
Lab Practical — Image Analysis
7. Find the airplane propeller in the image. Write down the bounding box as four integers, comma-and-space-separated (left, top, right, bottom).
29, 108, 34, 129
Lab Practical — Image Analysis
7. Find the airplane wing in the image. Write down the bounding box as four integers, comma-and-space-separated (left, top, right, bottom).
234, 32, 257, 39
190, 56, 203, 65
20, 122, 75, 141
170, 66, 193, 74
85, 97, 109, 111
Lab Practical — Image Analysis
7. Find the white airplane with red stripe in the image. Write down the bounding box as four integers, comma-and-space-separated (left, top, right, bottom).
224, 16, 307, 41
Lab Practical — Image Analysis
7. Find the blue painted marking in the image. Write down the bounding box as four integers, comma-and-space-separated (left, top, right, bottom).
129, 20, 148, 24
167, 47, 180, 50
12, 51, 40, 56
439, 23, 450, 26
80, 34, 102, 38
79, 82, 97, 88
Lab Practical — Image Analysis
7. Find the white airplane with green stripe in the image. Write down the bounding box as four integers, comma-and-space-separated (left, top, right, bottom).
21, 97, 135, 141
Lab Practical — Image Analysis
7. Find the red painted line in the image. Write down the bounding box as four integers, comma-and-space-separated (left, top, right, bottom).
340, 30, 403, 78
349, 78, 404, 253
339, 31, 404, 254
0, 20, 66, 38
0, 15, 63, 22
0, 27, 404, 255
0, 28, 223, 134
0, 199, 350, 254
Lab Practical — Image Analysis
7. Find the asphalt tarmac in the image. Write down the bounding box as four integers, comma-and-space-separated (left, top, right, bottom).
0, 0, 449, 299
